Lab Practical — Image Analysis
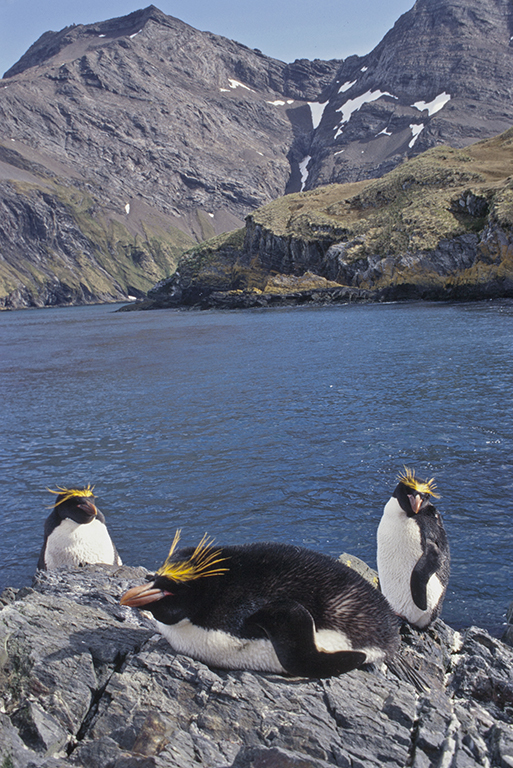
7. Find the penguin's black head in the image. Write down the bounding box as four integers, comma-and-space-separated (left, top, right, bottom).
392, 468, 440, 518
48, 485, 98, 525
120, 530, 229, 624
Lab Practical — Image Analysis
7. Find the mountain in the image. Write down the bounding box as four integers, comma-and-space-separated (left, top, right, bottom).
134, 128, 513, 309
0, 5, 339, 308
1, 0, 513, 308
303, 0, 513, 189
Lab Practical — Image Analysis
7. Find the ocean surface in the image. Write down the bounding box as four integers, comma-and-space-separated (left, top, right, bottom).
1, 300, 512, 637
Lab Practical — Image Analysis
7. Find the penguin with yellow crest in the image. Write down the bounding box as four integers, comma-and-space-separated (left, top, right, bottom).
377, 468, 450, 629
37, 485, 122, 570
121, 531, 400, 677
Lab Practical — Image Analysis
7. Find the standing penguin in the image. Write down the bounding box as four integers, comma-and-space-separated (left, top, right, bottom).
377, 468, 450, 629
120, 531, 399, 678
37, 485, 122, 570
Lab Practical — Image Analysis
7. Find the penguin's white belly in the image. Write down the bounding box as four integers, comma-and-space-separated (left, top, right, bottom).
155, 619, 286, 673
155, 620, 386, 671
44, 518, 121, 569
377, 511, 432, 627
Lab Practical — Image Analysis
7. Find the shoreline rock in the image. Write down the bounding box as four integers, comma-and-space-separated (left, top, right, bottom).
1, 565, 512, 768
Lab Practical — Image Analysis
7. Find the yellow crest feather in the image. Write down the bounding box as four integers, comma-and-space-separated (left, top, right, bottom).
397, 467, 440, 498
157, 530, 229, 582
46, 484, 95, 508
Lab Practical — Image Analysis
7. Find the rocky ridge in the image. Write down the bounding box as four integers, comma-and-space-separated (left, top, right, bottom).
1, 564, 513, 768
304, 0, 513, 190
2, 0, 513, 308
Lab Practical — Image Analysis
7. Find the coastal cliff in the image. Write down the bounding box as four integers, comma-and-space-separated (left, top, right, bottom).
133, 130, 513, 310
1, 564, 512, 768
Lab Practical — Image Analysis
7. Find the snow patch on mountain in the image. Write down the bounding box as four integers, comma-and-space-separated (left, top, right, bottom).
334, 90, 397, 138
299, 155, 312, 191
228, 79, 254, 92
412, 92, 451, 116
409, 123, 425, 147
308, 101, 328, 129
338, 80, 357, 94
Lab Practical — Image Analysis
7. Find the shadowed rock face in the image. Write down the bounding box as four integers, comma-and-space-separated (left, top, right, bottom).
0, 564, 512, 767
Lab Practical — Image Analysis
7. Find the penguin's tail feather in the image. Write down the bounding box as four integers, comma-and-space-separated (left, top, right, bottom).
385, 656, 431, 693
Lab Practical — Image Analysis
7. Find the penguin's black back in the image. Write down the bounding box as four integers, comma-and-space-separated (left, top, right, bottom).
416, 504, 449, 559
153, 542, 399, 655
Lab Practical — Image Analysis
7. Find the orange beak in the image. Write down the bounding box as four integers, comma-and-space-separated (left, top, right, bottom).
408, 494, 423, 514
120, 582, 172, 607
77, 500, 97, 516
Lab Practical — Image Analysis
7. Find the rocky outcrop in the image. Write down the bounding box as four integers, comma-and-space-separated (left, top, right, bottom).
241, 220, 513, 304
1, 564, 513, 768
129, 132, 513, 310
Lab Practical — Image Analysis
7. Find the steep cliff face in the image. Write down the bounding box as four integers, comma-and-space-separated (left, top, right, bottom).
0, 145, 196, 309
303, 0, 513, 190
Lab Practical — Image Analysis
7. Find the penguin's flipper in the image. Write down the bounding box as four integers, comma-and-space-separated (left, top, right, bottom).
410, 543, 441, 610
37, 509, 61, 571
248, 600, 366, 678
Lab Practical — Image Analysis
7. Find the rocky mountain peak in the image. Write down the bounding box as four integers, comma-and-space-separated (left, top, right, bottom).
0, 5, 342, 307
3, 6, 167, 79
304, 0, 513, 189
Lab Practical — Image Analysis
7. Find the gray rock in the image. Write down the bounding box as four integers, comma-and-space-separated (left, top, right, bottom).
503, 602, 513, 649
338, 552, 379, 587
0, 564, 512, 768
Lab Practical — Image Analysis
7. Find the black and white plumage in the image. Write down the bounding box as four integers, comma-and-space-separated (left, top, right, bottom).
377, 468, 450, 629
37, 485, 122, 570
120, 532, 399, 678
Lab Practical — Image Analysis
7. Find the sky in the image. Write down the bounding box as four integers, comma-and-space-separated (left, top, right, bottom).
0, 0, 415, 78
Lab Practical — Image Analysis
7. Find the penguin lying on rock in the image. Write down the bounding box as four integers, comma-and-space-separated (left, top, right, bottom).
377, 468, 450, 629
120, 531, 399, 678
37, 485, 122, 570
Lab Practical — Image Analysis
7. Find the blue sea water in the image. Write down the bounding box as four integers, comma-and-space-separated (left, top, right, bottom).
1, 300, 512, 636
